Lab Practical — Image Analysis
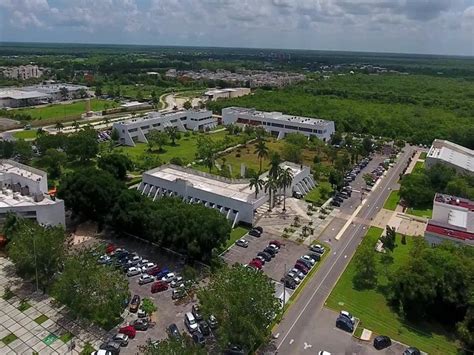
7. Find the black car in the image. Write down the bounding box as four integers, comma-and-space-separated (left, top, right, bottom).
308, 253, 321, 261
254, 226, 263, 233
331, 200, 341, 207
198, 320, 210, 336
333, 196, 344, 203
167, 323, 181, 339
296, 258, 312, 269
100, 341, 121, 355
282, 277, 296, 290
192, 304, 203, 321
373, 335, 391, 350
336, 316, 354, 333
132, 318, 149, 331
192, 331, 205, 347
403, 347, 421, 355
224, 345, 245, 355
263, 247, 276, 257
248, 229, 262, 237
257, 252, 272, 262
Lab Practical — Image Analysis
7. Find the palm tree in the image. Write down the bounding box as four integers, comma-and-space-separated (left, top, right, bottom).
55, 121, 64, 132
165, 126, 179, 146
249, 173, 264, 199
254, 139, 269, 173
264, 177, 278, 211
278, 167, 294, 211
269, 152, 282, 179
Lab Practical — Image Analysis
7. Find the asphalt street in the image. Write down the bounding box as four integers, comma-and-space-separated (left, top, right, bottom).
271, 146, 414, 355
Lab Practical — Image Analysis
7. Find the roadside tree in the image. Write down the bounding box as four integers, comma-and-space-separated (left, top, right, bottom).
353, 244, 377, 289
65, 128, 99, 162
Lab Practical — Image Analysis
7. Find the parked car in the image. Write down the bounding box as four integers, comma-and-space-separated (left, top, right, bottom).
268, 244, 280, 253
263, 247, 276, 257
287, 272, 301, 284
192, 304, 203, 321
146, 266, 161, 276
249, 259, 263, 269
340, 310, 355, 324
301, 255, 316, 265
403, 347, 421, 355
111, 333, 129, 347
161, 272, 176, 283
155, 268, 170, 279
224, 345, 245, 355
282, 277, 296, 290
129, 295, 140, 313
309, 244, 325, 254
257, 251, 272, 262
137, 309, 147, 318
235, 239, 249, 248
140, 262, 156, 273
269, 240, 284, 248
308, 253, 321, 261
99, 341, 121, 355
248, 229, 262, 237
331, 200, 341, 207
92, 350, 112, 355
192, 331, 206, 346
296, 258, 312, 269
198, 320, 210, 336
138, 274, 154, 285
126, 267, 141, 277
333, 196, 344, 203
254, 226, 263, 233
98, 255, 112, 265
336, 316, 354, 333
151, 281, 168, 293
137, 259, 150, 267
171, 276, 184, 288
208, 315, 218, 329
290, 268, 305, 280
172, 288, 186, 299
293, 191, 303, 199
255, 256, 266, 265
373, 335, 391, 350
132, 318, 149, 331
127, 255, 141, 266
185, 312, 199, 332
167, 323, 181, 339
294, 263, 309, 274
118, 325, 136, 339
106, 243, 117, 254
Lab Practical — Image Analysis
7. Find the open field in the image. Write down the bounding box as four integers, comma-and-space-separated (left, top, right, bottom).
15, 99, 117, 120
406, 206, 433, 219
383, 190, 400, 210
326, 227, 457, 354
12, 130, 37, 139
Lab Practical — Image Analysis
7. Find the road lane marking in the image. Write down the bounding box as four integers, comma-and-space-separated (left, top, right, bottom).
289, 339, 294, 345
303, 342, 312, 349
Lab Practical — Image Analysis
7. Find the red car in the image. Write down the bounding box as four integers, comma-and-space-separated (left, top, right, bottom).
106, 243, 117, 254
147, 266, 162, 276
269, 240, 284, 248
119, 325, 136, 339
249, 259, 263, 270
151, 281, 168, 293
294, 262, 309, 274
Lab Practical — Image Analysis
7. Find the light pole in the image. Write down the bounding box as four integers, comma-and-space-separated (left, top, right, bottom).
31, 227, 39, 292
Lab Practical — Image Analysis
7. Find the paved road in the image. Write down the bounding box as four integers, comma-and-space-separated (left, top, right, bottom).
272, 147, 414, 355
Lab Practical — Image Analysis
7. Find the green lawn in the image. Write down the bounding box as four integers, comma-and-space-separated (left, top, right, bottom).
59, 332, 74, 343
419, 152, 427, 159
326, 227, 457, 354
1, 333, 18, 345
406, 206, 433, 219
220, 226, 250, 252
413, 161, 424, 172
15, 99, 117, 120
305, 181, 333, 206
13, 130, 37, 140
383, 190, 400, 211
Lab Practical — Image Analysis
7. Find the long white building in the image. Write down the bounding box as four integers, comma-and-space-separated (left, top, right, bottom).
0, 160, 65, 226
202, 88, 250, 101
112, 109, 217, 146
222, 107, 335, 141
137, 162, 315, 226
425, 139, 473, 176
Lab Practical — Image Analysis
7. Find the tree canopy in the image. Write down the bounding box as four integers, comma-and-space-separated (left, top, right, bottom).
98, 153, 133, 180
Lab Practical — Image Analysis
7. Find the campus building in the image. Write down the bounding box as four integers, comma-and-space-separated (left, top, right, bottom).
425, 139, 473, 176
0, 160, 65, 226
1, 65, 43, 80
202, 88, 250, 101
137, 162, 315, 226
424, 193, 474, 247
112, 109, 217, 146
222, 107, 335, 141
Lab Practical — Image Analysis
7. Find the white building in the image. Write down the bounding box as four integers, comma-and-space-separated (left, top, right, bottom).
112, 109, 217, 146
1, 65, 43, 80
202, 88, 250, 101
137, 162, 315, 226
424, 193, 474, 247
0, 160, 65, 226
425, 139, 473, 176
222, 107, 335, 141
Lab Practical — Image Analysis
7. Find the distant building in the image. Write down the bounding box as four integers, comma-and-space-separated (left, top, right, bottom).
137, 162, 315, 226
202, 88, 250, 101
112, 109, 217, 146
425, 139, 473, 176
0, 160, 65, 226
222, 107, 335, 141
424, 193, 474, 247
1, 65, 43, 80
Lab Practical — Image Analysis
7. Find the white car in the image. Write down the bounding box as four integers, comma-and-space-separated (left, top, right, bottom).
340, 310, 355, 324
126, 267, 141, 277
290, 268, 305, 280
287, 272, 301, 284
318, 351, 331, 355
301, 255, 316, 265
140, 262, 156, 272
161, 272, 176, 283
138, 274, 154, 285
171, 276, 183, 288
97, 255, 111, 264
138, 259, 149, 267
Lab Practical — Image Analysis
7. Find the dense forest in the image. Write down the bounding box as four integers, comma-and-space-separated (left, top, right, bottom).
208, 74, 474, 148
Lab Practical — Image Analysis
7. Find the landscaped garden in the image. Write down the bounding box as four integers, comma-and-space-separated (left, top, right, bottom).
326, 227, 457, 354
13, 130, 38, 140
304, 181, 332, 206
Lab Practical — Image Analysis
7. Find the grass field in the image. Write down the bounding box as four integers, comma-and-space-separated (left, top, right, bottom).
419, 152, 427, 159
413, 161, 424, 172
326, 227, 457, 354
15, 99, 117, 120
406, 206, 433, 219
13, 130, 37, 139
305, 181, 332, 206
383, 190, 400, 211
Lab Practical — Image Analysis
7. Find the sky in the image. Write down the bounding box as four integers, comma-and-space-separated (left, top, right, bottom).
0, 0, 473, 56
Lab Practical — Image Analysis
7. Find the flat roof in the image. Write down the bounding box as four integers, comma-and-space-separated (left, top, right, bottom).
0, 89, 49, 100
0, 189, 58, 208
435, 193, 474, 212
0, 160, 45, 181
147, 165, 254, 202
120, 101, 147, 108
224, 107, 333, 126
426, 222, 474, 241
428, 139, 473, 173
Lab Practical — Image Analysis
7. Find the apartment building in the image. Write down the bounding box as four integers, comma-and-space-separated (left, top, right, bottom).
202, 88, 250, 101
1, 65, 43, 80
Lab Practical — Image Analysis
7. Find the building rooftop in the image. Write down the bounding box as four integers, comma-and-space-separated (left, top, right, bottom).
0, 89, 49, 100
0, 188, 58, 208
427, 139, 473, 173
435, 193, 474, 212
146, 165, 254, 202
0, 160, 46, 182
426, 222, 474, 241
224, 107, 332, 126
